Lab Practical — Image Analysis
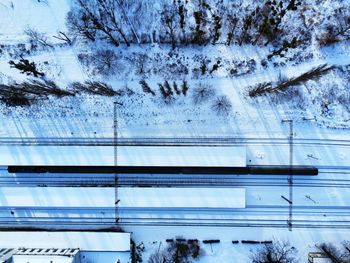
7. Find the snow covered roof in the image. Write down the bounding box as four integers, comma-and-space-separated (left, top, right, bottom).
15, 248, 79, 257
0, 232, 130, 252
0, 248, 16, 263
118, 187, 246, 208
116, 146, 246, 167
0, 187, 245, 208
12, 248, 80, 263
0, 145, 246, 167
12, 255, 77, 263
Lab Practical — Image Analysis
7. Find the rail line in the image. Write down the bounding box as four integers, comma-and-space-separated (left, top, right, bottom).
0, 205, 349, 229
0, 137, 350, 146
0, 173, 349, 187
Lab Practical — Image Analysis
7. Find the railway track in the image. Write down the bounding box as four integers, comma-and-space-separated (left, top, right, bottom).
0, 137, 350, 146
0, 172, 349, 187
0, 205, 349, 229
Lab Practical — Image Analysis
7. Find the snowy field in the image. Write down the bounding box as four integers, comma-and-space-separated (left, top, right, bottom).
0, 0, 349, 140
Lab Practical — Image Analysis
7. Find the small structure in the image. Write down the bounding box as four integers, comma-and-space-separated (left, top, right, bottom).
308, 252, 332, 263
0, 248, 16, 263
0, 232, 130, 263
12, 248, 80, 263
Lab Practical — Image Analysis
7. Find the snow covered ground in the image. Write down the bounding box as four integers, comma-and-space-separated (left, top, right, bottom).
0, 1, 349, 140
125, 226, 350, 262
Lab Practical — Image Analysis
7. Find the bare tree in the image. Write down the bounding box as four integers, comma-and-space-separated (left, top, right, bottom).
66, 9, 97, 41
318, 242, 350, 263
53, 31, 73, 45
226, 14, 239, 45
161, 5, 178, 49
251, 240, 298, 263
24, 27, 53, 48
93, 49, 120, 76
67, 0, 130, 46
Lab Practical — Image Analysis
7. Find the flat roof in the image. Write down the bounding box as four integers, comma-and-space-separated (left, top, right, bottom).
0, 187, 245, 209
0, 232, 130, 252
0, 146, 246, 167
118, 187, 246, 208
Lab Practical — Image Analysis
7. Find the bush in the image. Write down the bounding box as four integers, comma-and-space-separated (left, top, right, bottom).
1, 94, 31, 107
92, 49, 120, 76
0, 79, 74, 106
192, 83, 216, 104
139, 80, 155, 95
211, 96, 232, 115
69, 81, 118, 96
9, 58, 45, 78
181, 80, 189, 96
148, 237, 202, 263
158, 81, 174, 104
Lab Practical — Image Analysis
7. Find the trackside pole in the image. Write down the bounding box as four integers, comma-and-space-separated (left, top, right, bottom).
114, 102, 120, 224
282, 119, 293, 231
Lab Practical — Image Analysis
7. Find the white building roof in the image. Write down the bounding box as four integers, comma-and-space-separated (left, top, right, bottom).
0, 187, 245, 208
0, 145, 246, 167
118, 187, 246, 208
12, 248, 80, 263
0, 232, 130, 252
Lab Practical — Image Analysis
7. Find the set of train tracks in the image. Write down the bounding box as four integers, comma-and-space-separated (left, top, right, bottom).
0, 137, 350, 146
0, 137, 348, 230
0, 170, 348, 188
0, 205, 349, 229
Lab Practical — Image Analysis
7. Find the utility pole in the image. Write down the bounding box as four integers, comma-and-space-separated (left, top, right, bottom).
282, 119, 293, 231
114, 102, 120, 224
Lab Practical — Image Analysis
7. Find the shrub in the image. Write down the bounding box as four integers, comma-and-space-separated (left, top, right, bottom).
248, 82, 273, 97
1, 94, 31, 107
92, 49, 120, 76
69, 81, 118, 96
192, 83, 216, 104
158, 81, 174, 104
148, 237, 202, 263
173, 81, 181, 95
211, 96, 232, 115
139, 80, 155, 95
181, 80, 189, 96
9, 58, 45, 78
